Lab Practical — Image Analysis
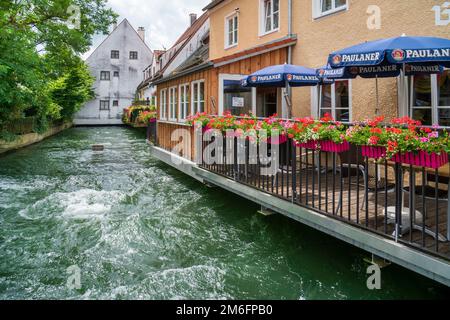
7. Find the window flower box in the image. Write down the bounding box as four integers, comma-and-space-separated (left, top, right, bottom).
295, 140, 318, 150
361, 146, 387, 159
391, 151, 449, 169
320, 140, 350, 153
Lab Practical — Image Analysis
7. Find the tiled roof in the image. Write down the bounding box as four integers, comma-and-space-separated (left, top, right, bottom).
172, 12, 209, 48
159, 12, 209, 75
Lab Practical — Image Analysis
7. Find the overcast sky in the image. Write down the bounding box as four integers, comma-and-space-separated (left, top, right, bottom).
83, 0, 210, 59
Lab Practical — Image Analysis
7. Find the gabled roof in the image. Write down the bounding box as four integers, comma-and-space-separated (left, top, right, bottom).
203, 0, 226, 11
158, 12, 209, 75
85, 18, 153, 61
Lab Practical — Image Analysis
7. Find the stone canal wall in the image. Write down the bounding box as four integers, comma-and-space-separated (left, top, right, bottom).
0, 122, 72, 155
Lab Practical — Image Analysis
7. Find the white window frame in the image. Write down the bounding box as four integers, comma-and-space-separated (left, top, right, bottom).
259, 0, 280, 36
409, 69, 450, 126
178, 83, 190, 122
317, 79, 352, 122
225, 12, 239, 49
312, 0, 348, 20
168, 86, 178, 122
218, 74, 256, 116
160, 89, 167, 120
191, 80, 205, 115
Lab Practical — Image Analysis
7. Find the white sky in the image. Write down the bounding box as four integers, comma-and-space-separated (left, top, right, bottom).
83, 0, 210, 59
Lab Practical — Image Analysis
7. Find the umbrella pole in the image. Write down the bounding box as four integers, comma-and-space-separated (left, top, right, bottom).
375, 75, 380, 115
284, 80, 292, 119
318, 84, 322, 118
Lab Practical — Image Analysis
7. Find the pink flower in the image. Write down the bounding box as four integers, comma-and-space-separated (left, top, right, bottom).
428, 131, 439, 139
420, 137, 429, 143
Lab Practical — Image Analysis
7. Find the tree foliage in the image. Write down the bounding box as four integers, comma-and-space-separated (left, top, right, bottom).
0, 0, 117, 134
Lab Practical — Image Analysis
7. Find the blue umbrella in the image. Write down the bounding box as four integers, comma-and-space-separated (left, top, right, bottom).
328, 36, 450, 68
317, 62, 443, 79
243, 64, 320, 87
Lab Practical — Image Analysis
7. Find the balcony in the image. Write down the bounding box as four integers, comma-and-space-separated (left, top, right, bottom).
148, 119, 450, 285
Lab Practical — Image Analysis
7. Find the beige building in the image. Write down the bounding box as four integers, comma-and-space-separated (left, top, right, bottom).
205, 0, 449, 125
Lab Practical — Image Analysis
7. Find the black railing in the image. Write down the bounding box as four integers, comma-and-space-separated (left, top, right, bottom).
199, 134, 450, 260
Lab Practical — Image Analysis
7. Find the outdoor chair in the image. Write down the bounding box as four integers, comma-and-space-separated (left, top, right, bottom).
336, 144, 394, 214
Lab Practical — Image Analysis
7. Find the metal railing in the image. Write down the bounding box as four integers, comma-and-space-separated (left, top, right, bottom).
198, 133, 450, 260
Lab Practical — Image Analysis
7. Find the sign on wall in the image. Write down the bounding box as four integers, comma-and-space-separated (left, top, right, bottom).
232, 97, 245, 108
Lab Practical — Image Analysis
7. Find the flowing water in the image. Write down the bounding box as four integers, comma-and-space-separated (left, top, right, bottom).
0, 127, 449, 300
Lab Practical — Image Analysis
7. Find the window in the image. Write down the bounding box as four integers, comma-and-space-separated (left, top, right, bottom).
438, 70, 450, 126
160, 89, 167, 120
222, 79, 253, 116
313, 0, 347, 19
113, 71, 119, 77
410, 70, 450, 126
111, 50, 119, 59
100, 100, 110, 110
192, 80, 205, 114
130, 51, 138, 60
100, 71, 110, 81
225, 13, 238, 48
179, 84, 190, 121
113, 100, 119, 107
319, 80, 351, 122
260, 0, 279, 35
410, 74, 432, 125
169, 86, 178, 121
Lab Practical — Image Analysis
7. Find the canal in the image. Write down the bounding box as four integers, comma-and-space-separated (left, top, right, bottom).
0, 126, 449, 299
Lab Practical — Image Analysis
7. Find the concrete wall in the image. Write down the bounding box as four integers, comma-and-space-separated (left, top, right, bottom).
0, 122, 72, 155
75, 19, 153, 125
291, 0, 450, 120
209, 0, 289, 61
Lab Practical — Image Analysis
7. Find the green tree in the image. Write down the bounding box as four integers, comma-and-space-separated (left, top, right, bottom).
0, 0, 117, 134
48, 59, 95, 121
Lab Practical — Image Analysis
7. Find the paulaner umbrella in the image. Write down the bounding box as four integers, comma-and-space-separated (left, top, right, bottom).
326, 36, 450, 241
327, 35, 450, 116
317, 62, 443, 115
242, 64, 328, 118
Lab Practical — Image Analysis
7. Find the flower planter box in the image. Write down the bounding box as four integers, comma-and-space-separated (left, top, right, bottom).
266, 135, 287, 145
320, 140, 350, 153
361, 146, 386, 159
149, 118, 157, 123
391, 150, 449, 169
202, 125, 212, 134
295, 141, 318, 150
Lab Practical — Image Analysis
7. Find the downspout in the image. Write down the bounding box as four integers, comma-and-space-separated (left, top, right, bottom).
287, 0, 293, 118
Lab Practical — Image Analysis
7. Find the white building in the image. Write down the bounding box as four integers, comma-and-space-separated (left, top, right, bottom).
75, 19, 153, 125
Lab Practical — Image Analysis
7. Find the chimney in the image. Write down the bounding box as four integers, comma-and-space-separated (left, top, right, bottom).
189, 13, 197, 26
138, 27, 145, 42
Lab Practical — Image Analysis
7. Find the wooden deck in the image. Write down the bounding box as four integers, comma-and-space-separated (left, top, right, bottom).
201, 161, 450, 259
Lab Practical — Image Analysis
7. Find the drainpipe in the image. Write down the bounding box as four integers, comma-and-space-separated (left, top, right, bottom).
287, 0, 293, 118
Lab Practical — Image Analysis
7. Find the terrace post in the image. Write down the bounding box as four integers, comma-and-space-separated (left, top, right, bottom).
448, 152, 450, 241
